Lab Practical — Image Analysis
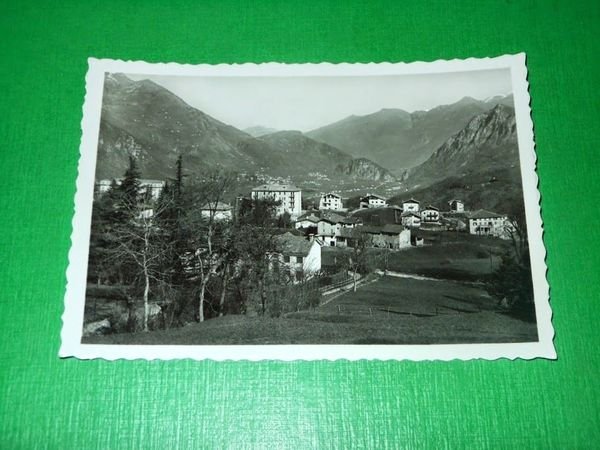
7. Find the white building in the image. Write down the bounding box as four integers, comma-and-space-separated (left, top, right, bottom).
294, 213, 320, 230
420, 205, 440, 223
449, 199, 465, 213
200, 201, 233, 221
317, 212, 345, 247
251, 184, 302, 218
402, 198, 420, 213
95, 178, 166, 200
319, 193, 344, 211
401, 212, 421, 228
468, 210, 510, 238
275, 232, 322, 282
360, 194, 387, 209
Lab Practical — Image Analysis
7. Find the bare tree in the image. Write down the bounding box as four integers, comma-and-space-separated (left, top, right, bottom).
184, 171, 237, 322
108, 196, 173, 331
346, 229, 374, 292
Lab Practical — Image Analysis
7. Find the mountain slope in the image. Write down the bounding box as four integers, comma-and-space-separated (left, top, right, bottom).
257, 131, 396, 181
389, 104, 523, 213
97, 73, 276, 179
96, 74, 394, 183
307, 95, 514, 172
243, 126, 278, 137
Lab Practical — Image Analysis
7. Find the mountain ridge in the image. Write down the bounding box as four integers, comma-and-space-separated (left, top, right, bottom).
96, 74, 395, 183
307, 95, 514, 172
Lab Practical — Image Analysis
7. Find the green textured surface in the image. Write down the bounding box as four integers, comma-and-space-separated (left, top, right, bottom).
1, 0, 599, 448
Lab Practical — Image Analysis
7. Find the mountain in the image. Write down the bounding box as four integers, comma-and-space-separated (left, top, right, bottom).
389, 104, 523, 213
337, 158, 396, 182
256, 131, 396, 181
243, 126, 278, 137
307, 95, 514, 173
96, 74, 392, 183
97, 73, 275, 179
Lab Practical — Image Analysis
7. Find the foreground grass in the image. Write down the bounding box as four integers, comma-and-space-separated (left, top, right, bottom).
84, 276, 537, 345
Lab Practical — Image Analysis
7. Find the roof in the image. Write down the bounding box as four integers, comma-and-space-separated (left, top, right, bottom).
252, 183, 300, 192
381, 224, 409, 234
448, 199, 464, 204
201, 201, 232, 211
295, 214, 320, 224
340, 216, 362, 224
422, 205, 439, 211
468, 209, 506, 220
275, 232, 316, 256
319, 211, 345, 224
401, 212, 421, 218
321, 192, 341, 199
402, 198, 420, 204
361, 193, 386, 201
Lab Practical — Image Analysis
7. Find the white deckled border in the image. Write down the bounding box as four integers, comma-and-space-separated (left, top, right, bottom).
60, 54, 555, 361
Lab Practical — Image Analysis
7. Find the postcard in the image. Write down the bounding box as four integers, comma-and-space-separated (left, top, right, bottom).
61, 54, 555, 360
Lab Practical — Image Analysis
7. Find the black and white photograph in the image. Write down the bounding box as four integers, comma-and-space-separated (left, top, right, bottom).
61, 56, 554, 360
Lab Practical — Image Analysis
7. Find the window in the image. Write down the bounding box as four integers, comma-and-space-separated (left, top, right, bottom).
297, 256, 304, 264
283, 255, 290, 263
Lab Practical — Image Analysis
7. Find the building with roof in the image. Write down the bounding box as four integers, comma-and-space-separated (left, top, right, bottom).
319, 193, 344, 211
338, 224, 411, 249
251, 184, 302, 218
401, 212, 421, 228
274, 232, 322, 282
316, 211, 346, 246
95, 178, 166, 200
200, 201, 233, 221
448, 199, 465, 213
467, 209, 510, 238
294, 212, 320, 231
420, 205, 440, 223
359, 194, 387, 209
402, 198, 420, 213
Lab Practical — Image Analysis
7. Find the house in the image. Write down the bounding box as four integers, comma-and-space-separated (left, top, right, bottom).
316, 211, 345, 246
379, 224, 411, 249
420, 205, 440, 223
402, 198, 420, 213
275, 232, 322, 282
95, 178, 166, 200
340, 216, 362, 229
448, 199, 465, 213
338, 224, 411, 250
467, 209, 510, 238
200, 201, 233, 221
401, 212, 421, 228
294, 212, 320, 231
359, 194, 387, 209
251, 184, 302, 218
319, 193, 344, 211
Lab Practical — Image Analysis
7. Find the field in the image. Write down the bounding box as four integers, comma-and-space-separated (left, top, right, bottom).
84, 275, 537, 345
323, 230, 512, 281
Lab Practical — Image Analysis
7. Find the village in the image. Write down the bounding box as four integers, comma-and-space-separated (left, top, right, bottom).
95, 178, 515, 285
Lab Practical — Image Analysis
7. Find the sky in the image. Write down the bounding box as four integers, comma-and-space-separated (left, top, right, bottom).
127, 69, 512, 132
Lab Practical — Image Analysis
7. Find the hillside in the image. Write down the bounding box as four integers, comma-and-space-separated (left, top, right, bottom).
307, 95, 514, 172
389, 104, 523, 214
97, 73, 273, 179
243, 125, 278, 137
96, 74, 393, 183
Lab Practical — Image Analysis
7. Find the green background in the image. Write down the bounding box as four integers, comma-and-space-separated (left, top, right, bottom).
1, 1, 599, 448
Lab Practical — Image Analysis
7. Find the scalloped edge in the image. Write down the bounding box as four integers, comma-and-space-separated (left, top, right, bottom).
60, 54, 555, 361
